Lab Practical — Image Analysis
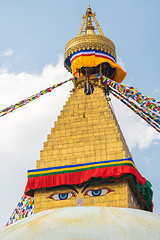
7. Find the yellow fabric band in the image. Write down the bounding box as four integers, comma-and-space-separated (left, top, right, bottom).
71, 55, 126, 83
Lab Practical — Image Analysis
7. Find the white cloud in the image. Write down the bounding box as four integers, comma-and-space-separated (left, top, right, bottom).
0, 48, 13, 57
0, 56, 72, 228
111, 57, 160, 150
110, 95, 160, 150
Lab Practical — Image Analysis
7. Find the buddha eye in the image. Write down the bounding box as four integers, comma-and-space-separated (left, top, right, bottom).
48, 192, 75, 201
85, 188, 111, 197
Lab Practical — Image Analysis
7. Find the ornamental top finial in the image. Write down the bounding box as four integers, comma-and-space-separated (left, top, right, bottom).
86, 5, 92, 15
80, 6, 104, 36
64, 7, 127, 83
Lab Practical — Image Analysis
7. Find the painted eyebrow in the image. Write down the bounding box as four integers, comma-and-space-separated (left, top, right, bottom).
81, 184, 92, 193
81, 182, 113, 194
66, 185, 79, 194
47, 185, 79, 194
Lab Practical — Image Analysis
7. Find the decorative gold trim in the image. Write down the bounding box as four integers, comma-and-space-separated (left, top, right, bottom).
65, 34, 116, 58
64, 35, 116, 73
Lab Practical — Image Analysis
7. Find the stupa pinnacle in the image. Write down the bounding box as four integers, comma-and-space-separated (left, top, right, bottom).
64, 6, 126, 83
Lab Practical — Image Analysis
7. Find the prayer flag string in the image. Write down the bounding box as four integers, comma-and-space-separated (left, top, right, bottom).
0, 78, 74, 117
6, 194, 34, 227
1, 73, 160, 133
96, 74, 160, 133
110, 88, 160, 133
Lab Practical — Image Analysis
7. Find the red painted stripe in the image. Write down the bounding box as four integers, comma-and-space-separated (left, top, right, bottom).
71, 53, 95, 62
25, 165, 146, 196
95, 54, 115, 63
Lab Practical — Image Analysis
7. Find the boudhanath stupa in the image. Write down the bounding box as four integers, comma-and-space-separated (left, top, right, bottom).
0, 6, 160, 240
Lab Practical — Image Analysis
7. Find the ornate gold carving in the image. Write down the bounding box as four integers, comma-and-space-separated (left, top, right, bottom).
65, 34, 116, 56
64, 35, 116, 72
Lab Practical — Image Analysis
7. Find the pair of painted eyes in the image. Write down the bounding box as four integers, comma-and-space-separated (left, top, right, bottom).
49, 188, 110, 201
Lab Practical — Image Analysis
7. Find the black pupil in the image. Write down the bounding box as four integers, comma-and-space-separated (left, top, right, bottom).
59, 193, 68, 200
92, 189, 101, 196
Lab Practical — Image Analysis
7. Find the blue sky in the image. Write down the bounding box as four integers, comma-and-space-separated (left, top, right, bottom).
0, 0, 160, 228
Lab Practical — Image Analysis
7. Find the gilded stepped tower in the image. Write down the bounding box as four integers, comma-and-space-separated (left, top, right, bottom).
25, 6, 153, 213
37, 88, 131, 170
34, 87, 135, 213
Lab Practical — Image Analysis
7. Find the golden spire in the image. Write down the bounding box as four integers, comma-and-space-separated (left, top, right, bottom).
78, 5, 104, 36
85, 16, 95, 35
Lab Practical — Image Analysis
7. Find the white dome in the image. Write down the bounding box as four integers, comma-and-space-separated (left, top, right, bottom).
0, 207, 160, 240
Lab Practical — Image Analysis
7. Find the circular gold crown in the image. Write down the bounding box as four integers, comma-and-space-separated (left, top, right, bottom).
64, 6, 116, 73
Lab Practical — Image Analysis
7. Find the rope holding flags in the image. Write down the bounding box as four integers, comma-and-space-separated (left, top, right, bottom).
96, 74, 160, 133
0, 78, 75, 118
0, 73, 160, 133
